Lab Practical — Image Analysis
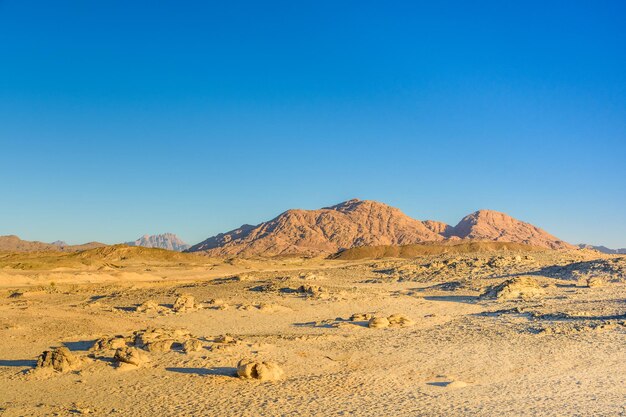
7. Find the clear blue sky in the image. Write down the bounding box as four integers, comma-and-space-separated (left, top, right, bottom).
1, 1, 625, 247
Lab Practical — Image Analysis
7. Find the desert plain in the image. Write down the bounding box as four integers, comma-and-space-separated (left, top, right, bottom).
0, 244, 625, 416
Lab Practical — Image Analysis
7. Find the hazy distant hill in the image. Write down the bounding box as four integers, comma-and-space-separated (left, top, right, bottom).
0, 235, 106, 252
578, 244, 626, 254
0, 244, 202, 270
188, 199, 573, 257
125, 233, 190, 252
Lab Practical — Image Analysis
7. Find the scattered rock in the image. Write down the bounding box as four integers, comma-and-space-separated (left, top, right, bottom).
350, 313, 373, 322
214, 335, 238, 344
236, 359, 284, 381
586, 277, 604, 288
136, 300, 161, 313
172, 294, 196, 312
299, 272, 325, 281
368, 317, 390, 329
257, 303, 290, 313
249, 283, 279, 293
131, 327, 196, 356
36, 347, 81, 373
90, 336, 128, 352
297, 285, 327, 297
387, 314, 415, 327
114, 347, 149, 367
206, 298, 228, 309
182, 339, 203, 353
481, 276, 545, 301
145, 339, 173, 353
447, 380, 469, 388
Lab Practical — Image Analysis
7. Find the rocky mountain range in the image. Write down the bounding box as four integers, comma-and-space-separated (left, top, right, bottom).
125, 233, 190, 252
187, 199, 574, 257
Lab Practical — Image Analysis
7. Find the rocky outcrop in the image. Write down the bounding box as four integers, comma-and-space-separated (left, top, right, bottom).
126, 233, 190, 252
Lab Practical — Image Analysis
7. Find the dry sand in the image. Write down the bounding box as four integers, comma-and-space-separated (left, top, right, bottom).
0, 249, 625, 416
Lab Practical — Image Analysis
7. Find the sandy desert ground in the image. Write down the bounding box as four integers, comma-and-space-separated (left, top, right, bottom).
1, 248, 625, 416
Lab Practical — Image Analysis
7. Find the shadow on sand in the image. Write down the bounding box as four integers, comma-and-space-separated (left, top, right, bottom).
423, 295, 478, 304
0, 359, 36, 367
63, 340, 97, 351
165, 367, 237, 377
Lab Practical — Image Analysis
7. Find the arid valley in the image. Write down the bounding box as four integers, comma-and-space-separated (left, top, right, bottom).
1, 201, 625, 416
2, 3, 625, 414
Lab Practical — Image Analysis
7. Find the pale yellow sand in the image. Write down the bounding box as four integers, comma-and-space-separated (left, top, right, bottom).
0, 250, 624, 416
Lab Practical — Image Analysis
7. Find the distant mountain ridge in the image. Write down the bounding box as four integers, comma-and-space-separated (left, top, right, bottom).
187, 199, 574, 257
578, 244, 626, 254
0, 235, 106, 252
125, 233, 190, 252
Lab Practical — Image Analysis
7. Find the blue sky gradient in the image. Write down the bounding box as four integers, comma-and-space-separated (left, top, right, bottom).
1, 1, 625, 247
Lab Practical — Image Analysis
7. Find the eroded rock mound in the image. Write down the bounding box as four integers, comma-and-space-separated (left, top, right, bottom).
387, 314, 415, 327
182, 339, 203, 353
297, 285, 327, 298
36, 347, 81, 373
368, 314, 415, 328
350, 313, 373, 322
586, 277, 604, 288
172, 294, 197, 312
90, 335, 129, 352
133, 328, 192, 351
136, 300, 162, 313
368, 317, 390, 329
481, 276, 545, 301
114, 347, 149, 367
236, 359, 284, 381
145, 339, 174, 353
214, 335, 238, 344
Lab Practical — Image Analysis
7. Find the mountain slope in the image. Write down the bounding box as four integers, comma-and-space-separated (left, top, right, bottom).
450, 210, 574, 249
125, 233, 190, 252
188, 199, 574, 257
187, 199, 443, 257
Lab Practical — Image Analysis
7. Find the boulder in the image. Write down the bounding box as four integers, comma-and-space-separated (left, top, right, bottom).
368, 317, 390, 329
36, 347, 80, 373
172, 294, 196, 312
114, 347, 149, 367
182, 339, 203, 353
236, 359, 284, 381
481, 276, 545, 301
